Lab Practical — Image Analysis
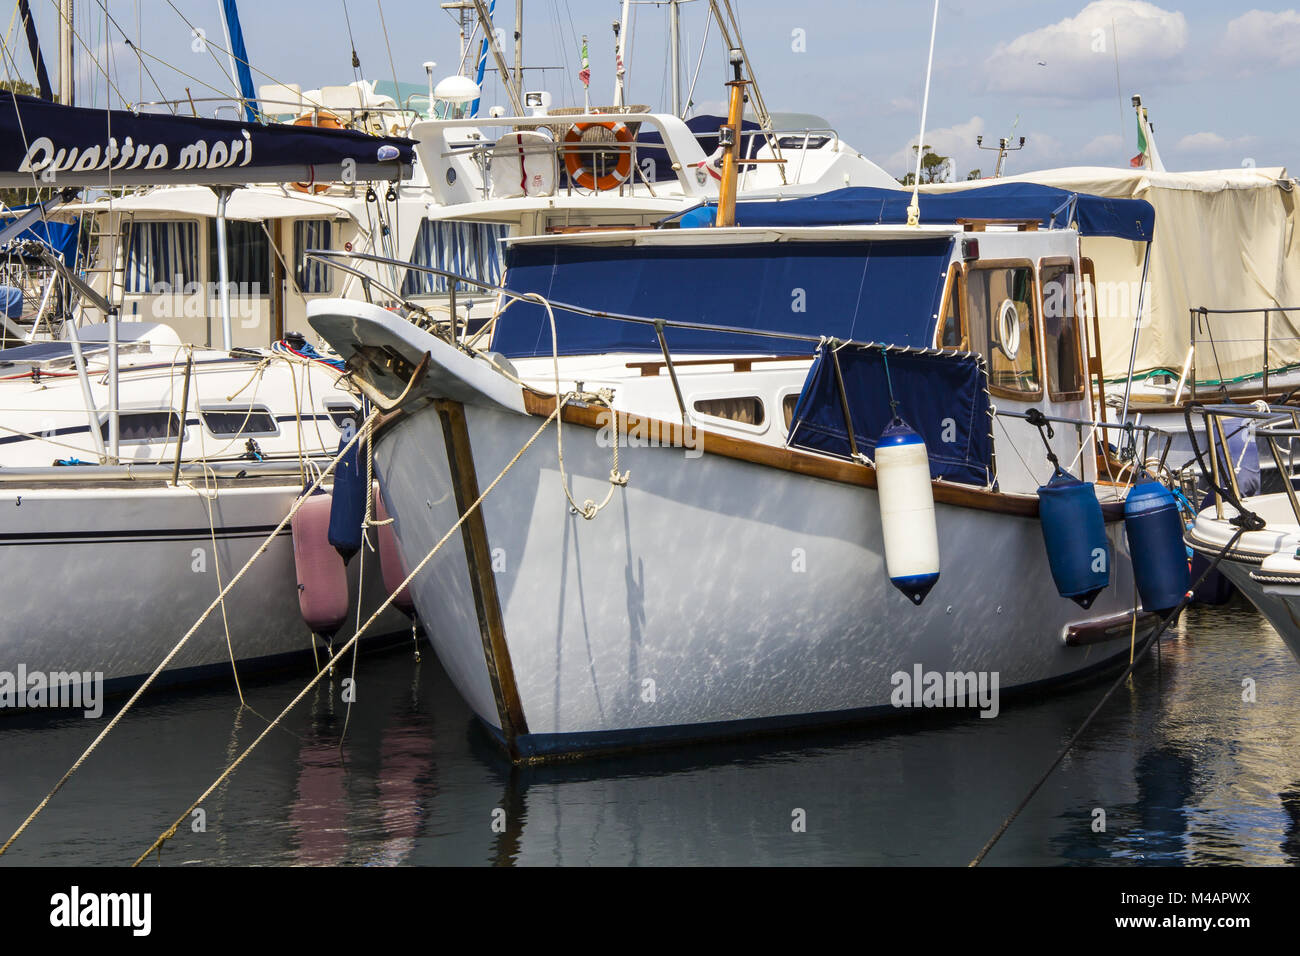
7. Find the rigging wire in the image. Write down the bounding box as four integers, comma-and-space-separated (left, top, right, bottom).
340, 0, 363, 85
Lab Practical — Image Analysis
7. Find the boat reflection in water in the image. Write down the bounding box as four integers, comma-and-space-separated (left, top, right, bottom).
1, 603, 1298, 865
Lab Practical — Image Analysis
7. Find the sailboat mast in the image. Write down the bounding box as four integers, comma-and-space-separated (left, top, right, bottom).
58, 0, 73, 106
670, 0, 681, 115
514, 0, 523, 102
613, 0, 630, 106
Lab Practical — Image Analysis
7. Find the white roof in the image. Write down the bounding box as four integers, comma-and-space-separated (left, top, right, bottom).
62, 187, 355, 222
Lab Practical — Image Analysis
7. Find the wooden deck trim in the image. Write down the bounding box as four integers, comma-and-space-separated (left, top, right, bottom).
521, 389, 1126, 521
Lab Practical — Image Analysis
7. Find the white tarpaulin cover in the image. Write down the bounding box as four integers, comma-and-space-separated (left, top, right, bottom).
928, 166, 1300, 383
60, 187, 353, 222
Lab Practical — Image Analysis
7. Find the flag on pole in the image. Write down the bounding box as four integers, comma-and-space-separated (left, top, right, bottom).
579, 35, 590, 87
1130, 111, 1148, 168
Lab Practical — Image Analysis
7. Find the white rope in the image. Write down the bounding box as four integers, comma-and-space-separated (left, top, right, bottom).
525, 291, 629, 520
0, 408, 380, 860
133, 402, 565, 866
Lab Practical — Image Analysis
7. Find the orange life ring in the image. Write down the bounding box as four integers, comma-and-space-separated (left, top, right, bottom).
563, 121, 634, 192
292, 110, 346, 194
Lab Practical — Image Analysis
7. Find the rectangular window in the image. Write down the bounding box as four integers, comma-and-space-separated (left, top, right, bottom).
294, 219, 333, 294
325, 402, 362, 433
201, 406, 279, 437
101, 411, 182, 444
939, 264, 966, 349
967, 263, 1041, 397
124, 221, 199, 293
207, 219, 270, 292
693, 396, 765, 426
401, 220, 508, 295
1040, 261, 1084, 400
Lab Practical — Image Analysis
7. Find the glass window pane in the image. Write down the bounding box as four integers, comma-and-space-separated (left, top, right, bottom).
967, 265, 1040, 395
1041, 262, 1084, 398
294, 219, 333, 294
124, 222, 199, 293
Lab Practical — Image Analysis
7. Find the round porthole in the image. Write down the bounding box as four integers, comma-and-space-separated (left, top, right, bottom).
446, 166, 458, 185
996, 298, 1021, 361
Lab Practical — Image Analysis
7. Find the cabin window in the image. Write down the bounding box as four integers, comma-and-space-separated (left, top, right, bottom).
938, 264, 967, 349
207, 220, 270, 293
294, 220, 334, 294
401, 220, 508, 295
967, 263, 1041, 397
1040, 261, 1085, 400
124, 221, 199, 293
782, 394, 800, 430
693, 396, 765, 426
201, 406, 279, 437
325, 402, 362, 435
100, 411, 183, 444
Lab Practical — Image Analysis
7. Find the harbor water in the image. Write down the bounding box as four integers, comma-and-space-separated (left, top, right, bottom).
2, 598, 1298, 866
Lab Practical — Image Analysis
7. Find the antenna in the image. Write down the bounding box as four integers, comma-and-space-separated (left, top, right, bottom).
975, 126, 1025, 179
907, 0, 940, 227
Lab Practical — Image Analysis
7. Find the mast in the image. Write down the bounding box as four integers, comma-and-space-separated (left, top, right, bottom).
58, 0, 73, 106
669, 0, 681, 115
715, 48, 745, 228
469, 0, 523, 114
513, 0, 523, 103
613, 0, 630, 106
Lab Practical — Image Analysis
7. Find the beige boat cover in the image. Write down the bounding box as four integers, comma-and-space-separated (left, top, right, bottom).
927, 167, 1300, 383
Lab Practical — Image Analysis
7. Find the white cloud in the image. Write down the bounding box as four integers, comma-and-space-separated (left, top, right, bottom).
1220, 9, 1300, 74
1080, 133, 1125, 158
983, 1, 1189, 99
884, 116, 986, 180
1175, 131, 1255, 152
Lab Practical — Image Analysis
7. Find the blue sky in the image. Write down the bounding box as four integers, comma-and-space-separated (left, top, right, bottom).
11, 0, 1299, 179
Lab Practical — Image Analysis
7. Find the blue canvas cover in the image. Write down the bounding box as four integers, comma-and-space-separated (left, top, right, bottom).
0, 285, 21, 320
492, 237, 953, 358
729, 183, 1155, 241
787, 344, 993, 487
0, 206, 79, 264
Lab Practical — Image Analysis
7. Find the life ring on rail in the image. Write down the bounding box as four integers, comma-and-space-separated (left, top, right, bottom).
292, 110, 347, 194
563, 121, 634, 192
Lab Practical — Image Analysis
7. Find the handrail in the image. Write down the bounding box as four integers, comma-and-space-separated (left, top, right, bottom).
1188, 305, 1300, 401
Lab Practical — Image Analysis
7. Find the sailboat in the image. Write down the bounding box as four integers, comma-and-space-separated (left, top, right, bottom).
0, 77, 416, 701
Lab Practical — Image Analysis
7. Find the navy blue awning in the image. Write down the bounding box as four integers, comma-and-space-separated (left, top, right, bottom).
0, 205, 79, 263
788, 344, 993, 487
729, 183, 1155, 241
492, 236, 954, 358
0, 94, 413, 187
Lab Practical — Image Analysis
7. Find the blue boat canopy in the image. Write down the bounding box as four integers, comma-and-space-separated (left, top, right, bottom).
727, 183, 1155, 242
788, 344, 994, 487
492, 237, 953, 358
0, 204, 79, 264
0, 94, 413, 187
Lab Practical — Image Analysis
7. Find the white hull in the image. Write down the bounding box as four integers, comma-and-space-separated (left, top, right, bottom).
377, 401, 1155, 759
0, 477, 407, 700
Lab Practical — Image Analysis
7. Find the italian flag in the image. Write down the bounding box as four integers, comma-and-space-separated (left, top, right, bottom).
1130, 114, 1148, 168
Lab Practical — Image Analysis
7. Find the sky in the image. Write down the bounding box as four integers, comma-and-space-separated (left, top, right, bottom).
8, 0, 1299, 180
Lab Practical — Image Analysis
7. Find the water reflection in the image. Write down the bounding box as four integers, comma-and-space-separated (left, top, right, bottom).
0, 598, 1297, 866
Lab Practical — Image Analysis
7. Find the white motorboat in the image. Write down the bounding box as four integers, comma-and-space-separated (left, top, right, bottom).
306, 161, 1192, 760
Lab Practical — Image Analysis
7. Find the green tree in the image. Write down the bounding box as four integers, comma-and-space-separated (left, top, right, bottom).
898, 145, 954, 185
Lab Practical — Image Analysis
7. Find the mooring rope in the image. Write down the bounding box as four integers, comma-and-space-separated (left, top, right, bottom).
0, 409, 381, 859
132, 401, 566, 866
968, 524, 1247, 866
